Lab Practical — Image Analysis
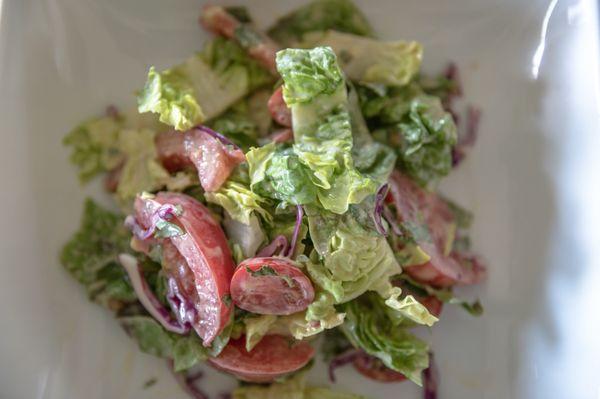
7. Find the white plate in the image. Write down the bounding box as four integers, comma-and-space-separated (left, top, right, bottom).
1, 0, 599, 398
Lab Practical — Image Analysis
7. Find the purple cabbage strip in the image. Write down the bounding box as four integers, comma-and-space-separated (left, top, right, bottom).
441, 62, 463, 126
373, 184, 389, 236
124, 203, 180, 241
382, 206, 403, 236
194, 125, 242, 152
285, 205, 304, 257
118, 254, 190, 334
328, 349, 362, 383
168, 362, 209, 399
452, 106, 482, 167
257, 234, 289, 257
166, 277, 196, 330
423, 353, 439, 399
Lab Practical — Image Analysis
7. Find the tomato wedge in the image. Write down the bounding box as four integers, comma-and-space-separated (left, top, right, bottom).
183, 128, 245, 192
353, 353, 407, 383
230, 257, 315, 315
154, 129, 245, 192
134, 192, 235, 345
388, 171, 485, 287
209, 335, 315, 383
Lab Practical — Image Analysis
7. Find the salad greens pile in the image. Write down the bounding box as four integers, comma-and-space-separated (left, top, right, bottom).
61, 0, 484, 397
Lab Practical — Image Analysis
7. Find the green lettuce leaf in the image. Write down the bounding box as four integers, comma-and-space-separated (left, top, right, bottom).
205, 178, 273, 225
63, 109, 165, 183
232, 371, 366, 399
114, 128, 172, 209
395, 95, 457, 185
63, 117, 122, 183
276, 47, 344, 105
359, 84, 457, 185
247, 143, 317, 207
276, 47, 377, 213
119, 316, 208, 371
304, 205, 401, 303
138, 37, 272, 131
267, 0, 373, 47
60, 199, 135, 308
379, 286, 438, 326
347, 84, 396, 184
341, 294, 430, 385
303, 31, 422, 87
137, 66, 204, 131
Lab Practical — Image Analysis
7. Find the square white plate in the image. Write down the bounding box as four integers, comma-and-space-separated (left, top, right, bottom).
1, 0, 599, 398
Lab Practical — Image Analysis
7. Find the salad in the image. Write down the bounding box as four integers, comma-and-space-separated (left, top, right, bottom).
61, 1, 486, 398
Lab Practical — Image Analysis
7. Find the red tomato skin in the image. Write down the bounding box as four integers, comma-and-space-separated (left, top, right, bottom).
209, 335, 315, 383
135, 192, 235, 346
231, 257, 315, 315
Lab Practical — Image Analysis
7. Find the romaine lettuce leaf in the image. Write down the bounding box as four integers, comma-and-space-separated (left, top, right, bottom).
119, 316, 208, 372
276, 47, 344, 105
304, 205, 401, 303
63, 109, 165, 183
276, 47, 377, 213
243, 301, 344, 350
358, 84, 457, 185
247, 143, 317, 207
303, 30, 422, 87
63, 117, 122, 183
223, 213, 266, 259
205, 178, 273, 225
347, 84, 396, 184
60, 199, 135, 308
115, 128, 172, 208
267, 0, 373, 47
137, 66, 204, 131
395, 95, 457, 185
341, 294, 430, 385
138, 37, 273, 131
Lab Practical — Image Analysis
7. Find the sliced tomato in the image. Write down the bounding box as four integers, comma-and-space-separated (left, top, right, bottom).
231, 257, 315, 315
134, 192, 235, 346
155, 129, 244, 192
209, 335, 315, 383
388, 171, 485, 287
268, 87, 292, 127
184, 129, 245, 192
353, 353, 407, 383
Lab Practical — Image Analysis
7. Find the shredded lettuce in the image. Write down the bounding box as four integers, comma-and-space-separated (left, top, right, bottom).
341, 294, 430, 385
303, 31, 422, 87
267, 0, 373, 46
